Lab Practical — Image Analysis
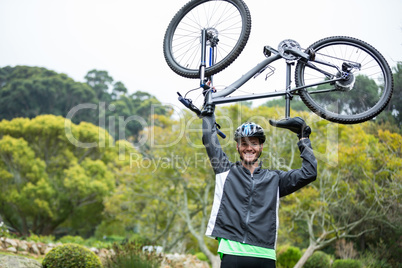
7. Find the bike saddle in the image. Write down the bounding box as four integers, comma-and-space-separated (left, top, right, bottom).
269, 117, 311, 139
269, 117, 305, 131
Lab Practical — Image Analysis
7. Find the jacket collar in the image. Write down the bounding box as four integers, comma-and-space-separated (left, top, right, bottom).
236, 161, 263, 175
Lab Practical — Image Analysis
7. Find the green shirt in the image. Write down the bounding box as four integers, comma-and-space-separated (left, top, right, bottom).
218, 238, 276, 260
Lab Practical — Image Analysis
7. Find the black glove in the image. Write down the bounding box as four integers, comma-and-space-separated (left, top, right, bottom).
269, 117, 311, 139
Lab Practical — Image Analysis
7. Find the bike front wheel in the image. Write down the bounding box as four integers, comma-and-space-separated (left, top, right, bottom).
295, 36, 393, 124
163, 0, 251, 79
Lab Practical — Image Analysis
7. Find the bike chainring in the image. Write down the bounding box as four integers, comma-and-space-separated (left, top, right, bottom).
278, 39, 302, 61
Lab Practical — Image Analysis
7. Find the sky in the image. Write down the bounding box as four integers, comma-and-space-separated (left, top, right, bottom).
1, 0, 401, 110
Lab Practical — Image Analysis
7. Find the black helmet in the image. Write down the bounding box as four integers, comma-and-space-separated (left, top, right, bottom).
234, 122, 266, 144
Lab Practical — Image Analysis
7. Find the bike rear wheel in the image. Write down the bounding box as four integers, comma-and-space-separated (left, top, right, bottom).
163, 0, 251, 79
295, 36, 393, 124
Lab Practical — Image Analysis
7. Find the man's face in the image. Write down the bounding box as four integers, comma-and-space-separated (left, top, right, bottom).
236, 137, 263, 165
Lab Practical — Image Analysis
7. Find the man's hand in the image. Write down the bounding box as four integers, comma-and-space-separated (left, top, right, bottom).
269, 117, 311, 139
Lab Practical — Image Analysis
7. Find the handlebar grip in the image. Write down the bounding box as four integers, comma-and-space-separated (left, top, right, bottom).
216, 128, 226, 139
178, 94, 190, 107
177, 92, 201, 116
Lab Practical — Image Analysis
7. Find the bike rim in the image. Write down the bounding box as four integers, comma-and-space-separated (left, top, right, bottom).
168, 0, 245, 72
299, 40, 391, 122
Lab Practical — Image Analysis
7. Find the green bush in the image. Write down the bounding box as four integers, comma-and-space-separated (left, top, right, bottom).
58, 235, 85, 245
304, 251, 331, 268
84, 237, 112, 249
28, 231, 55, 244
195, 252, 208, 262
332, 259, 362, 268
103, 241, 162, 268
360, 251, 393, 268
277, 246, 301, 268
0, 221, 9, 238
42, 243, 103, 268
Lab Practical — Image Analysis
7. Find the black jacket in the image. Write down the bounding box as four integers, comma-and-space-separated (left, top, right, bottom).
202, 114, 317, 249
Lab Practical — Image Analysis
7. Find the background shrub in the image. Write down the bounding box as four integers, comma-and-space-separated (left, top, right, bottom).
42, 243, 102, 268
0, 221, 9, 238
195, 252, 208, 262
304, 251, 331, 268
360, 251, 393, 268
103, 240, 162, 268
58, 235, 85, 245
332, 259, 362, 268
27, 231, 55, 244
277, 246, 301, 268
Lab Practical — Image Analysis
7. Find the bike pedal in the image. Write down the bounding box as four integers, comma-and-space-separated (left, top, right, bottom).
263, 46, 272, 57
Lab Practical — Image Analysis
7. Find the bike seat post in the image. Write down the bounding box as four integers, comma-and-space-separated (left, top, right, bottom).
285, 61, 293, 119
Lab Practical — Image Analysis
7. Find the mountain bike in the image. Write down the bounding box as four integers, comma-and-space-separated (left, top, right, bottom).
163, 0, 393, 130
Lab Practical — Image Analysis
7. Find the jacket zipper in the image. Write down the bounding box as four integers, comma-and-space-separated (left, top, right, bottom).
243, 173, 255, 243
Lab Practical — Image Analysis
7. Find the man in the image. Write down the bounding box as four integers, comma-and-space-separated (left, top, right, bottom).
202, 112, 317, 268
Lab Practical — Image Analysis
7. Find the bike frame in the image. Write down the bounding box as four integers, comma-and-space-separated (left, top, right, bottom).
199, 29, 344, 118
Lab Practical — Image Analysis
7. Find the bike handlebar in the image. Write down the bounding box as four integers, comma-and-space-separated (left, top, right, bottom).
178, 92, 201, 116
177, 92, 226, 139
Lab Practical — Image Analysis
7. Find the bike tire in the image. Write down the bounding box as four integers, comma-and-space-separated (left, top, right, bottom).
295, 36, 393, 124
163, 0, 251, 79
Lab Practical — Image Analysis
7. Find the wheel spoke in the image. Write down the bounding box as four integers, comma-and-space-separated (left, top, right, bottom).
295, 37, 392, 124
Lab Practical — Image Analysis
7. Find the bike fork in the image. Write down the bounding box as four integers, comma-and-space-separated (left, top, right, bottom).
200, 29, 207, 87
200, 28, 216, 116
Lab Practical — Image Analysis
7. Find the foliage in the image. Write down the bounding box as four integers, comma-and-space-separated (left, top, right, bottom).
27, 232, 55, 244
310, 74, 383, 115
332, 259, 362, 268
58, 235, 85, 245
359, 251, 393, 268
0, 66, 167, 140
0, 221, 9, 238
100, 103, 401, 266
0, 115, 137, 236
263, 96, 309, 112
26, 234, 113, 249
42, 243, 102, 268
335, 239, 357, 259
280, 120, 402, 267
195, 252, 208, 262
276, 245, 302, 268
0, 66, 97, 124
358, 238, 397, 268
303, 251, 331, 268
387, 62, 402, 127
103, 241, 162, 268
1, 63, 401, 264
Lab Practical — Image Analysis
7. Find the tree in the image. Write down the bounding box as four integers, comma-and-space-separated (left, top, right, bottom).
282, 123, 402, 268
0, 66, 97, 124
108, 91, 168, 140
0, 66, 167, 141
0, 115, 134, 236
111, 81, 127, 100
85, 69, 114, 103
263, 96, 309, 112
388, 62, 402, 127
309, 75, 381, 115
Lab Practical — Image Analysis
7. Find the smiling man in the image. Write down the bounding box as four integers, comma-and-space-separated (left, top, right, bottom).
202, 112, 317, 268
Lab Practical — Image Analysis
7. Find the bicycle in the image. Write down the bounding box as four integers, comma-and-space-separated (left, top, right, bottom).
163, 0, 393, 133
